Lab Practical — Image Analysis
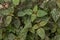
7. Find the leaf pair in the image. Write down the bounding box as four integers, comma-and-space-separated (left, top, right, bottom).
17, 9, 32, 17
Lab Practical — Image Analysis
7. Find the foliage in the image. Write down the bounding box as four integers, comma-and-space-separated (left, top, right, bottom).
1, 0, 60, 40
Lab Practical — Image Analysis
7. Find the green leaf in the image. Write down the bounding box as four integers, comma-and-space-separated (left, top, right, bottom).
8, 33, 16, 40
13, 18, 20, 28
18, 23, 31, 40
4, 16, 12, 26
30, 24, 38, 33
17, 9, 32, 17
0, 7, 14, 16
30, 17, 49, 33
33, 5, 38, 13
31, 14, 37, 22
24, 9, 32, 15
38, 17, 50, 27
18, 18, 32, 40
7, 25, 16, 33
18, 28, 28, 40
36, 28, 45, 39
37, 9, 48, 17
51, 8, 60, 22
17, 11, 26, 17
23, 16, 32, 26
12, 0, 20, 5
32, 24, 39, 30
51, 24, 57, 33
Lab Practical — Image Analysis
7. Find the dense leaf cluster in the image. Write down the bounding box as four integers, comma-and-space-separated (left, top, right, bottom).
0, 0, 60, 40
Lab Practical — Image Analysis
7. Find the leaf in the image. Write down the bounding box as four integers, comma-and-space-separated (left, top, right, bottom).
38, 17, 50, 27
17, 9, 32, 17
36, 28, 45, 39
12, 0, 20, 5
24, 9, 32, 15
18, 18, 32, 40
18, 23, 32, 40
8, 33, 16, 40
18, 27, 28, 40
13, 18, 20, 28
50, 8, 60, 22
17, 11, 26, 17
32, 24, 39, 30
6, 25, 16, 33
15, 28, 21, 35
33, 5, 38, 13
23, 16, 31, 25
4, 16, 12, 26
30, 24, 38, 33
0, 7, 14, 16
37, 9, 48, 17
51, 24, 57, 33
30, 17, 49, 33
31, 14, 37, 22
